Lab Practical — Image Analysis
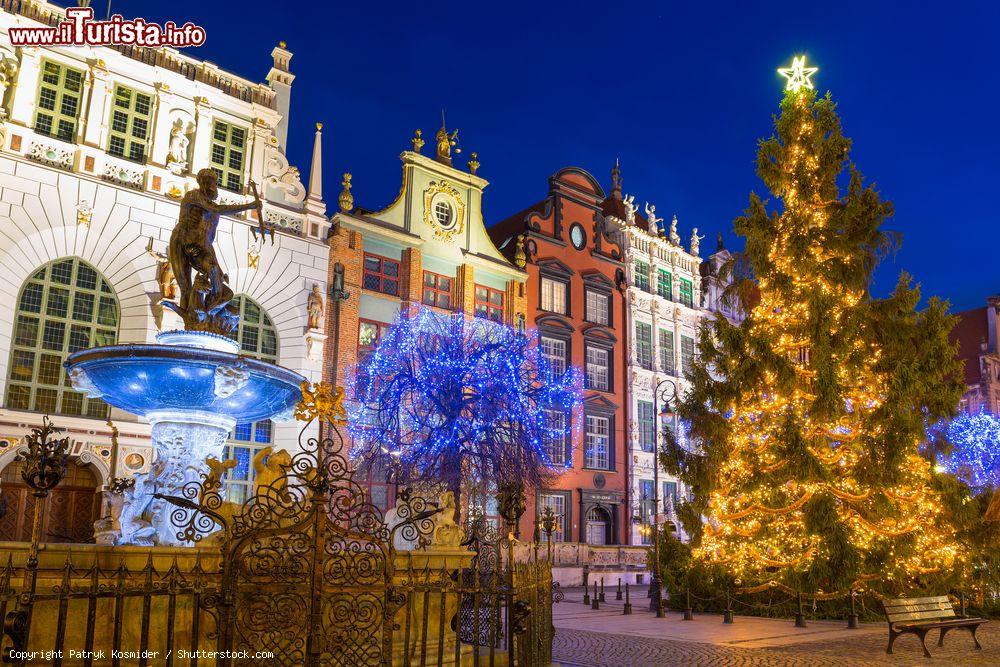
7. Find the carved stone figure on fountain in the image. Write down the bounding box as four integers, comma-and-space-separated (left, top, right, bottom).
117, 468, 159, 546
163, 169, 261, 335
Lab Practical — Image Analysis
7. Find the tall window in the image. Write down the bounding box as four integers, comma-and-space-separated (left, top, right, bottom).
637, 400, 655, 453
358, 319, 391, 363
635, 322, 652, 370
542, 409, 569, 466
422, 271, 452, 309
584, 414, 611, 470
223, 295, 277, 504
663, 481, 679, 508
680, 334, 695, 375
6, 259, 118, 417
639, 479, 655, 544
34, 60, 83, 142
540, 336, 567, 379
363, 253, 400, 296
657, 269, 673, 300
537, 493, 567, 542
474, 285, 504, 323
585, 345, 609, 391
633, 260, 650, 292
107, 85, 151, 163
659, 329, 675, 375
585, 289, 609, 325
540, 277, 568, 315
679, 278, 694, 308
210, 120, 247, 192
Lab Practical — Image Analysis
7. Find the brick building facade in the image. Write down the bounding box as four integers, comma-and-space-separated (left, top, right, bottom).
490, 166, 629, 545
325, 128, 528, 514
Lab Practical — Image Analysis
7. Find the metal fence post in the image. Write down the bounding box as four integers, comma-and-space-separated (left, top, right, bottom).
795, 592, 807, 628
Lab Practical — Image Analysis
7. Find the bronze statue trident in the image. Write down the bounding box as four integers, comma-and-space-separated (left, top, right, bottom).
248, 180, 274, 245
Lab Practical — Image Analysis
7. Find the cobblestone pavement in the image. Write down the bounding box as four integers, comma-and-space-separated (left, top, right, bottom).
553, 625, 999, 666
551, 589, 998, 666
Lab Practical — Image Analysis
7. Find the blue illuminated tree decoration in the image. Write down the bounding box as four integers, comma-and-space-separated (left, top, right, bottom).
939, 410, 1000, 490
349, 306, 583, 520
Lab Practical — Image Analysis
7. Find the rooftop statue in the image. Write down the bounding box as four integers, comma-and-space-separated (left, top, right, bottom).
163, 169, 262, 335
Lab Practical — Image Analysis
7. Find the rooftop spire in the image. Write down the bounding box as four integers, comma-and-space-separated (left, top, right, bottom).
610, 158, 622, 201
305, 122, 326, 217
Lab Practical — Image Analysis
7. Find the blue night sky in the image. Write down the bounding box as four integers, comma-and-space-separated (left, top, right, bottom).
133, 0, 997, 312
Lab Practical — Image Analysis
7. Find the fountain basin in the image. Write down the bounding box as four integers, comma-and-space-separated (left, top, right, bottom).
64, 330, 306, 546
65, 331, 304, 423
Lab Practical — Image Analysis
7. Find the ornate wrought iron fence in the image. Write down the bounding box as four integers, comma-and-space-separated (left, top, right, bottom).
0, 389, 555, 666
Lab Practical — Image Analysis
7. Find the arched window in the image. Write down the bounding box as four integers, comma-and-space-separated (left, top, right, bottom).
5, 258, 118, 418
222, 295, 278, 504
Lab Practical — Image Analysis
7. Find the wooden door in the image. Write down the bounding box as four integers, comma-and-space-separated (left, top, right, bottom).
0, 460, 100, 543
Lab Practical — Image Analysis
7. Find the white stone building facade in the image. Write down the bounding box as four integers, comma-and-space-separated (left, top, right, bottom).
0, 2, 329, 540
609, 212, 731, 547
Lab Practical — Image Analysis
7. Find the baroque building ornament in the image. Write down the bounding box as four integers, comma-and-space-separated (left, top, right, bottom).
423, 180, 466, 242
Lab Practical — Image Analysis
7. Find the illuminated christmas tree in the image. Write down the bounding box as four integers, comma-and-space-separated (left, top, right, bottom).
664, 57, 965, 593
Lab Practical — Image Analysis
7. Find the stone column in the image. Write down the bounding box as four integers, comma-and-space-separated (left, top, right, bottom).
8, 47, 40, 127
190, 97, 213, 172
82, 60, 110, 148
145, 410, 233, 547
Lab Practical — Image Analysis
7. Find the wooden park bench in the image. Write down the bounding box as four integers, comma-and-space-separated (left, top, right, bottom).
881, 595, 988, 658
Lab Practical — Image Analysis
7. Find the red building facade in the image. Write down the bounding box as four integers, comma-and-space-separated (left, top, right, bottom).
490, 167, 628, 544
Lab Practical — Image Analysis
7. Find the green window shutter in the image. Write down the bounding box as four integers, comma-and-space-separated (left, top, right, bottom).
657, 270, 672, 300
34, 60, 84, 142
107, 85, 152, 163
679, 279, 693, 307
210, 120, 248, 192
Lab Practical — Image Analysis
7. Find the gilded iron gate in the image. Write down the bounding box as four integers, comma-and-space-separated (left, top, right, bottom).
0, 386, 554, 666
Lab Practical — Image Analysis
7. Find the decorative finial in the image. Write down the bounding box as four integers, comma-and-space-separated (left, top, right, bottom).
279, 41, 287, 49
716, 231, 725, 252
412, 129, 424, 153
339, 173, 353, 213
315, 122, 322, 131
611, 159, 622, 200
514, 233, 527, 269
777, 55, 818, 94
468, 152, 480, 175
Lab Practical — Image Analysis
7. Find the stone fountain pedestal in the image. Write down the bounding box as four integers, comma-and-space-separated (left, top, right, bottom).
66, 330, 303, 546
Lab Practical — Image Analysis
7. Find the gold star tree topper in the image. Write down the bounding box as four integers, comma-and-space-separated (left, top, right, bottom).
778, 55, 818, 93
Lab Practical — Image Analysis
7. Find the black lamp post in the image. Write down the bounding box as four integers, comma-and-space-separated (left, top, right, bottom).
649, 378, 679, 618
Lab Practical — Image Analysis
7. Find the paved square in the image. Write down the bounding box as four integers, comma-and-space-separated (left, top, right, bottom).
553, 588, 997, 666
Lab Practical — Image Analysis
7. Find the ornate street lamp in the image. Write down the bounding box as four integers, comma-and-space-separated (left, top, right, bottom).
649, 378, 679, 618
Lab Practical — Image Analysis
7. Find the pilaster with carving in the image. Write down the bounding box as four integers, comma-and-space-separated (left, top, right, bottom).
8, 47, 39, 128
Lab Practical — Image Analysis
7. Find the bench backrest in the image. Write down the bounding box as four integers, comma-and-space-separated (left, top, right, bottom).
882, 596, 956, 624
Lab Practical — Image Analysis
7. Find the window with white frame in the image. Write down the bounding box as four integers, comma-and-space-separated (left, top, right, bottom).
222, 295, 278, 505
635, 322, 652, 369
210, 120, 247, 192
540, 336, 567, 379
659, 328, 675, 375
637, 400, 655, 453
585, 345, 609, 391
107, 85, 152, 163
538, 492, 567, 542
33, 60, 83, 142
540, 276, 568, 315
542, 409, 569, 466
680, 334, 695, 375
585, 289, 609, 325
584, 414, 611, 469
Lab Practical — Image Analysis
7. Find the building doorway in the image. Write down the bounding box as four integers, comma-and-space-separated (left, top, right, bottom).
585, 506, 610, 545
0, 459, 101, 543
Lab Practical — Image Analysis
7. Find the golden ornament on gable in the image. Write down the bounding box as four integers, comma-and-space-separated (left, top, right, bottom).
423, 180, 465, 243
